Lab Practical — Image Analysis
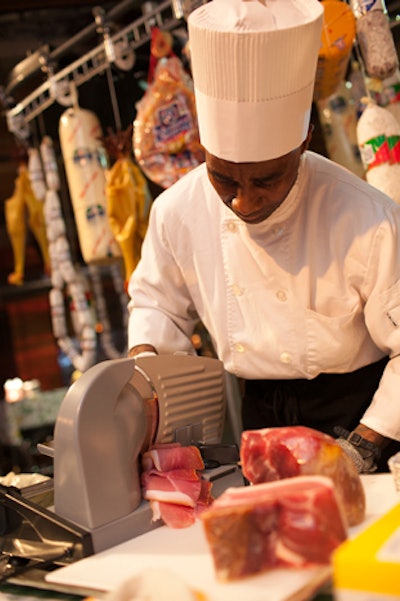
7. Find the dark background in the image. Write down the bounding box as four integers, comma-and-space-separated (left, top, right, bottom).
0, 0, 163, 391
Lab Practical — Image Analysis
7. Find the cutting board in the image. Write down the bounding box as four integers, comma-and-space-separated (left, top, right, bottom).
45, 474, 399, 601
45, 521, 331, 601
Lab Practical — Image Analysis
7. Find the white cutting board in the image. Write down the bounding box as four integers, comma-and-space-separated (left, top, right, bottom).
45, 474, 399, 601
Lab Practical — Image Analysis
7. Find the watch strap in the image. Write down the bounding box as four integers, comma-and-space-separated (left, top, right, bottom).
334, 426, 381, 460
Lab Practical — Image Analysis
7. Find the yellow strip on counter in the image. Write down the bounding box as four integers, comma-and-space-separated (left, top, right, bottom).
333, 502, 400, 599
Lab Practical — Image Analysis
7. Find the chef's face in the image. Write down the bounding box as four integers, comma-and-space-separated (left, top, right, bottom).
206, 132, 311, 225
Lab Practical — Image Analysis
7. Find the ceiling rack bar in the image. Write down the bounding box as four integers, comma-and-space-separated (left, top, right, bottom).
6, 0, 180, 133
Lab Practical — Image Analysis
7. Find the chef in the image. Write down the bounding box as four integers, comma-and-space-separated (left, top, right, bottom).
127, 0, 400, 473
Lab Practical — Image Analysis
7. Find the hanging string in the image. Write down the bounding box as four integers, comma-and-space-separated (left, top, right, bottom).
93, 6, 123, 132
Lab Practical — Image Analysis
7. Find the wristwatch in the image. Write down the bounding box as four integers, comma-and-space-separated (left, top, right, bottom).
345, 431, 382, 460
334, 426, 381, 472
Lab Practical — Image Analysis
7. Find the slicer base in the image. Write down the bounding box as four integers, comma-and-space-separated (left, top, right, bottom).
89, 501, 158, 554
90, 466, 245, 553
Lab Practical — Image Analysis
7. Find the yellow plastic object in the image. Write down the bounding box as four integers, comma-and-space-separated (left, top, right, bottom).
333, 502, 400, 600
314, 1, 356, 101
106, 158, 151, 282
5, 164, 50, 285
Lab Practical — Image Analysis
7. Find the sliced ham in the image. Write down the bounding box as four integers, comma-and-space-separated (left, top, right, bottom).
240, 426, 365, 527
143, 468, 203, 481
142, 445, 205, 472
150, 482, 213, 529
201, 475, 347, 581
151, 501, 196, 529
141, 471, 203, 507
197, 478, 213, 506
140, 443, 213, 528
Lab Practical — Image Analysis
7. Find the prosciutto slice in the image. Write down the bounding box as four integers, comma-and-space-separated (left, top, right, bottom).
141, 443, 213, 528
240, 426, 365, 527
142, 445, 204, 472
150, 501, 197, 529
201, 475, 347, 581
141, 470, 203, 507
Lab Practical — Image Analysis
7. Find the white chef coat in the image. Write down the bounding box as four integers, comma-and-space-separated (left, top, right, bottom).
128, 151, 400, 440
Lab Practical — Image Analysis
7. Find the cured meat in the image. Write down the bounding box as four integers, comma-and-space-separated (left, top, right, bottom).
141, 443, 213, 528
201, 475, 347, 581
151, 500, 197, 529
357, 100, 400, 205
59, 106, 121, 263
141, 470, 203, 507
142, 444, 204, 472
149, 479, 214, 529
133, 56, 205, 189
350, 0, 398, 80
197, 478, 213, 507
240, 426, 365, 527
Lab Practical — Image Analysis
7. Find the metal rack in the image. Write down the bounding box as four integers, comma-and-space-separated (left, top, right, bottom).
5, 0, 180, 137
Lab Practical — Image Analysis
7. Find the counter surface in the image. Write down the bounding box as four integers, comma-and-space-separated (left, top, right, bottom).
42, 474, 398, 601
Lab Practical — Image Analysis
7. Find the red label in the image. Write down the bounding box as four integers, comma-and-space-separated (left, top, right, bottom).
388, 135, 400, 164
360, 135, 391, 170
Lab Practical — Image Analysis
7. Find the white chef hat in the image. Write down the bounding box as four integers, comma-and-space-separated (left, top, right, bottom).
188, 0, 324, 162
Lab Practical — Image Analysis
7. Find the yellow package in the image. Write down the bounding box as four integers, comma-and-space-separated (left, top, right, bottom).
314, 1, 356, 101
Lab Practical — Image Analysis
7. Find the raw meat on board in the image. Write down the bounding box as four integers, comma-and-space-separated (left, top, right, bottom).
201, 475, 347, 581
240, 425, 365, 526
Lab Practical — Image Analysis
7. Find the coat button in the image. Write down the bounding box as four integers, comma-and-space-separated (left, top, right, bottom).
276, 289, 287, 302
232, 284, 244, 296
280, 351, 292, 364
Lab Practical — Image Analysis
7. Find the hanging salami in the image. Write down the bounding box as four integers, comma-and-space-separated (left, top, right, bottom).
350, 0, 398, 81
367, 70, 400, 126
357, 99, 400, 204
59, 105, 121, 264
28, 146, 47, 201
41, 135, 97, 374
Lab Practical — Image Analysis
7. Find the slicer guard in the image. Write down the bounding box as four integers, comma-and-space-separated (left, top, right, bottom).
53, 354, 226, 552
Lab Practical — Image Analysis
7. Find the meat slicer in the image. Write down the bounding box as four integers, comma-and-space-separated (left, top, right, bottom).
0, 354, 242, 583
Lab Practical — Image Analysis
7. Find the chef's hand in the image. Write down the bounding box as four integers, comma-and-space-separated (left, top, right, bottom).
128, 344, 158, 359
335, 424, 389, 474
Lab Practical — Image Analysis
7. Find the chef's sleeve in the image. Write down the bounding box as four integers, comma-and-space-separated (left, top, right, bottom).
362, 212, 400, 441
127, 199, 199, 356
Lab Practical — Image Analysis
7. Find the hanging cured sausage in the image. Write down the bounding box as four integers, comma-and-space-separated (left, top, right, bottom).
59, 105, 121, 264
41, 135, 97, 374
357, 99, 400, 204
350, 0, 398, 81
367, 70, 400, 126
28, 146, 47, 201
